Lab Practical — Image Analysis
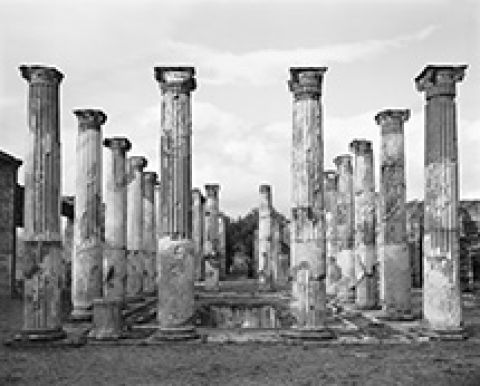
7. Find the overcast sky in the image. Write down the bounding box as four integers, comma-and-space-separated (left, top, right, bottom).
1, 0, 479, 218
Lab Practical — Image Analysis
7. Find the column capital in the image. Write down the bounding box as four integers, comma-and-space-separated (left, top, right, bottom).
415, 65, 467, 99
74, 109, 107, 128
333, 154, 352, 168
288, 67, 327, 100
375, 109, 410, 126
205, 183, 220, 198
349, 139, 372, 155
143, 171, 158, 184
259, 184, 271, 194
192, 188, 204, 202
128, 156, 148, 171
19, 64, 64, 84
324, 170, 337, 191
103, 137, 131, 152
154, 66, 196, 94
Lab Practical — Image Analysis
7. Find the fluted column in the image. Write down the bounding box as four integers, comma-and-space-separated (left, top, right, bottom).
70, 109, 106, 320
18, 65, 65, 339
324, 171, 340, 295
126, 156, 147, 300
288, 67, 328, 332
415, 64, 467, 331
143, 171, 157, 295
258, 184, 273, 288
192, 188, 205, 281
103, 137, 131, 303
350, 139, 377, 310
333, 154, 355, 301
375, 109, 411, 318
153, 67, 197, 340
203, 184, 220, 290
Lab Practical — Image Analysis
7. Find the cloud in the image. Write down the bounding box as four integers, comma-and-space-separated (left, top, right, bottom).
160, 26, 437, 86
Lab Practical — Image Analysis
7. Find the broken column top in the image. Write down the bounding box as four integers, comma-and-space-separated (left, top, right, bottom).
154, 66, 196, 93
259, 184, 271, 194
143, 171, 158, 184
375, 109, 410, 127
323, 171, 338, 190
349, 139, 372, 155
103, 137, 132, 152
129, 156, 148, 171
192, 188, 205, 202
288, 67, 327, 99
415, 64, 467, 99
205, 183, 220, 198
74, 109, 107, 127
19, 64, 64, 84
333, 154, 353, 169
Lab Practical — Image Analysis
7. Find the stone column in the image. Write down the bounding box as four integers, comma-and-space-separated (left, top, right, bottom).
192, 188, 204, 281
154, 181, 161, 238
126, 156, 147, 300
406, 201, 423, 288
70, 109, 106, 320
143, 171, 157, 295
218, 213, 227, 280
203, 184, 220, 290
375, 109, 411, 318
415, 64, 467, 332
333, 154, 355, 301
18, 65, 65, 340
271, 217, 281, 285
349, 139, 377, 310
324, 170, 340, 296
253, 228, 259, 278
258, 184, 273, 288
154, 66, 197, 340
103, 137, 131, 303
286, 67, 329, 335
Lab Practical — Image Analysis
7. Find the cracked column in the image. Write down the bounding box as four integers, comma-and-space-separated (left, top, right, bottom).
258, 184, 273, 289
18, 65, 65, 340
415, 64, 467, 332
375, 109, 411, 318
203, 184, 220, 290
154, 67, 197, 340
143, 171, 157, 295
333, 154, 355, 301
350, 139, 377, 310
324, 170, 340, 296
286, 67, 329, 335
126, 156, 147, 300
71, 109, 106, 321
103, 137, 131, 303
192, 188, 205, 281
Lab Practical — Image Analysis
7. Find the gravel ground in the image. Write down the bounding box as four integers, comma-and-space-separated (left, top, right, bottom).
1, 295, 480, 385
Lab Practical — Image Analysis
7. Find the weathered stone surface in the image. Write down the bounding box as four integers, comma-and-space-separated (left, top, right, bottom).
103, 137, 131, 302
126, 156, 147, 300
154, 66, 196, 240
375, 109, 411, 318
333, 154, 355, 301
324, 171, 339, 295
258, 184, 273, 288
71, 109, 106, 320
19, 65, 65, 339
203, 184, 220, 290
192, 188, 204, 281
350, 139, 377, 310
143, 171, 157, 294
288, 67, 327, 329
218, 213, 227, 280
415, 64, 467, 330
89, 298, 123, 340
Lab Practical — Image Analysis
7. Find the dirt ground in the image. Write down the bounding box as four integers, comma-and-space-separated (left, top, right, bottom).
1, 295, 480, 385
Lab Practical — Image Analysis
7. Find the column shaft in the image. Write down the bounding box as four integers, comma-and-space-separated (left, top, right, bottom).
192, 189, 204, 281
258, 184, 273, 287
203, 184, 220, 289
324, 171, 340, 295
143, 171, 157, 294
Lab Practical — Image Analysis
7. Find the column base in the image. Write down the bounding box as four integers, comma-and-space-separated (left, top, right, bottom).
353, 304, 382, 311
421, 321, 468, 340
70, 308, 93, 322
13, 327, 66, 342
280, 327, 334, 341
376, 310, 415, 321
152, 326, 200, 341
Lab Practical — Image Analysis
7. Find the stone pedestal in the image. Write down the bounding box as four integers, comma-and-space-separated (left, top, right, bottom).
415, 64, 467, 332
143, 171, 157, 295
350, 140, 377, 310
375, 109, 412, 318
192, 188, 205, 281
89, 298, 123, 340
203, 184, 221, 290
103, 137, 131, 304
126, 156, 147, 301
18, 65, 66, 340
287, 67, 329, 334
154, 237, 198, 340
333, 154, 355, 301
258, 184, 273, 289
324, 171, 340, 296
